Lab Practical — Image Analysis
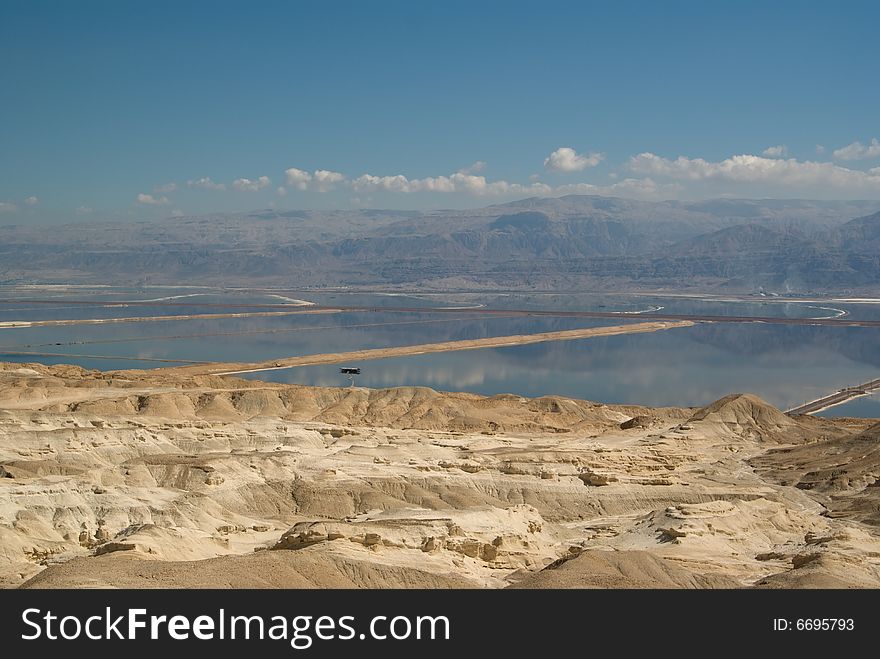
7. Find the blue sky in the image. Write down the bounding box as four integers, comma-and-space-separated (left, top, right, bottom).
2, 0, 879, 223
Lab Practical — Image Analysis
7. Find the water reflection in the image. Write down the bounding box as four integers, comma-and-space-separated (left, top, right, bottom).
817, 394, 880, 419
0, 287, 878, 417
246, 324, 880, 413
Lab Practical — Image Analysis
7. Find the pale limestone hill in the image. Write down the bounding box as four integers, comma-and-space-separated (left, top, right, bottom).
687, 393, 804, 441
508, 549, 739, 589
20, 548, 475, 589
2, 362, 880, 589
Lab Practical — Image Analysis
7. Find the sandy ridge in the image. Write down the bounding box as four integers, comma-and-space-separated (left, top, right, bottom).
163, 320, 695, 377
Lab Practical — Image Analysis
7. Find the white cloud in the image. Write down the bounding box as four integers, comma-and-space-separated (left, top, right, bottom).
121, 146, 880, 210
284, 168, 345, 192
762, 145, 788, 158
187, 177, 226, 191
458, 161, 487, 174
347, 167, 672, 200
0, 202, 17, 213
171, 209, 184, 217
628, 152, 880, 190
312, 169, 345, 192
351, 174, 411, 193
351, 171, 552, 196
75, 206, 93, 215
136, 193, 169, 205
232, 176, 271, 192
816, 144, 826, 155
24, 195, 39, 206
554, 177, 681, 199
285, 168, 312, 190
544, 147, 604, 172
833, 138, 880, 161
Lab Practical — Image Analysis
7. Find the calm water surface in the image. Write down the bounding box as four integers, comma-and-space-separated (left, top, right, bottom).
1, 286, 878, 416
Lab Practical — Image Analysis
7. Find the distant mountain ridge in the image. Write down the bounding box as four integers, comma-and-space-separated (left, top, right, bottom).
2, 196, 880, 292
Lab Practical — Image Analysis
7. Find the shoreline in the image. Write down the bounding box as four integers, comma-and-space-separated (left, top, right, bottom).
156, 320, 695, 377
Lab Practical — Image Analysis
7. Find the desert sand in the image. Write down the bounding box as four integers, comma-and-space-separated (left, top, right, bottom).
1, 361, 879, 589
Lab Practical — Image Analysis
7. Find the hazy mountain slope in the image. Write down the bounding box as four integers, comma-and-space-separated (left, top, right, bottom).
2, 196, 880, 292
830, 210, 880, 252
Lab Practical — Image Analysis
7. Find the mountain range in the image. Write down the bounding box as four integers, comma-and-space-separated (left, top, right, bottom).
2, 196, 880, 293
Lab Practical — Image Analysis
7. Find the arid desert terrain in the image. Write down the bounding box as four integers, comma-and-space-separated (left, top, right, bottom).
2, 361, 879, 589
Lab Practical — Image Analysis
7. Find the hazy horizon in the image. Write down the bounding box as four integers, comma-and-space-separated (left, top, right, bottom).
5, 193, 880, 228
2, 1, 879, 225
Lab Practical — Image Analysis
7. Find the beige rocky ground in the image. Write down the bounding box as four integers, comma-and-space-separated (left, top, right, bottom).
1, 362, 879, 589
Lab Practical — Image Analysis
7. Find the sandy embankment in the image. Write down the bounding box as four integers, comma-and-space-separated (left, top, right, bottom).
164, 320, 694, 377
0, 307, 337, 330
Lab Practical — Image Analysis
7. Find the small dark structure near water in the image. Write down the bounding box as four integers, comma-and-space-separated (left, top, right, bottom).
340, 367, 361, 386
